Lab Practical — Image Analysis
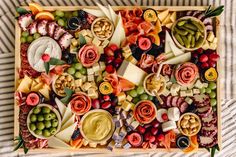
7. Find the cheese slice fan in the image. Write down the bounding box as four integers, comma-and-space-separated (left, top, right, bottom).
96, 2, 112, 21
48, 136, 71, 149
55, 97, 66, 117
55, 122, 77, 143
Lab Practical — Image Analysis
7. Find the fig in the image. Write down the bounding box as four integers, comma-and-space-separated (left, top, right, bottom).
127, 132, 143, 147
137, 36, 152, 51
26, 92, 41, 106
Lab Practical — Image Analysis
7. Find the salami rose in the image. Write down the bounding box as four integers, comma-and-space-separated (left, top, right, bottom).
175, 62, 198, 86
69, 92, 92, 115
77, 44, 100, 67
134, 100, 157, 124
138, 54, 154, 69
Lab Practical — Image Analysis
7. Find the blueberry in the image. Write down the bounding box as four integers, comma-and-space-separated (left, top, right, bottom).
186, 104, 197, 113
71, 128, 80, 140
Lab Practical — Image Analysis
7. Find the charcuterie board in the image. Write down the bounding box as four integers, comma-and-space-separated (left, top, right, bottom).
14, 3, 223, 155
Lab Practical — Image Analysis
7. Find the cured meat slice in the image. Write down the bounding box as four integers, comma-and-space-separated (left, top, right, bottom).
77, 44, 100, 67
202, 112, 217, 126
179, 102, 188, 113
18, 14, 33, 31
193, 94, 210, 106
37, 20, 48, 36
104, 71, 121, 95
199, 135, 217, 148
171, 96, 179, 107
162, 64, 172, 76
176, 97, 184, 107
137, 21, 154, 34
138, 54, 154, 69
166, 95, 172, 107
28, 21, 38, 34
69, 92, 92, 115
47, 21, 58, 37
175, 62, 198, 86
58, 32, 73, 50
201, 124, 217, 137
53, 26, 66, 40
197, 106, 212, 118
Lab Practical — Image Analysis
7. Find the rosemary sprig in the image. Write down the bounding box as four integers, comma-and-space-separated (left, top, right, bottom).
205, 5, 224, 18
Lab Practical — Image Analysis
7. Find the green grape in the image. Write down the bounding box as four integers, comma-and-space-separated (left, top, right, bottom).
58, 19, 65, 26
55, 10, 65, 17
36, 122, 45, 130
30, 114, 37, 122
208, 82, 217, 90
72, 11, 78, 17
37, 114, 44, 122
210, 98, 217, 106
209, 91, 216, 98
148, 95, 154, 101
205, 88, 212, 94
33, 33, 41, 39
74, 63, 83, 70
130, 90, 138, 97
44, 120, 52, 128
20, 37, 26, 43
42, 107, 51, 114
30, 123, 36, 131
64, 11, 72, 18
27, 36, 34, 43
80, 67, 87, 75
74, 71, 82, 78
200, 88, 206, 94
136, 86, 144, 95
67, 67, 76, 75
132, 97, 140, 104
33, 107, 41, 114
43, 129, 51, 137
140, 93, 148, 100
21, 31, 29, 37
35, 129, 42, 135
55, 16, 60, 21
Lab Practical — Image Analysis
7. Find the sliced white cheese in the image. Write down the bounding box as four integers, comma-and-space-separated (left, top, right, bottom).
108, 5, 118, 25
162, 121, 177, 132
169, 41, 184, 56
156, 109, 168, 123
165, 31, 173, 53
167, 107, 180, 121
61, 114, 75, 131
83, 8, 105, 17
162, 52, 191, 64
61, 106, 73, 126
118, 13, 126, 44
158, 9, 169, 22
55, 97, 66, 117
110, 14, 124, 46
56, 122, 77, 143
96, 2, 112, 20
48, 136, 71, 149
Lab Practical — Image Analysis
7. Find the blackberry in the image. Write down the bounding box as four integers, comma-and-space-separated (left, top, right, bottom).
78, 10, 87, 18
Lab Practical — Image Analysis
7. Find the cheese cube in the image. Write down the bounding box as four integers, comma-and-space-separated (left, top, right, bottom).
185, 90, 193, 97
79, 29, 88, 36
92, 63, 100, 73
84, 36, 92, 43
180, 91, 187, 97
98, 46, 104, 54
126, 95, 133, 102
71, 38, 78, 47
162, 89, 170, 97
180, 85, 187, 90
209, 43, 217, 50
193, 88, 200, 94
88, 88, 98, 99
194, 80, 203, 89
127, 56, 138, 65
170, 84, 181, 94
70, 45, 78, 54
89, 142, 97, 148
164, 75, 170, 82
102, 39, 109, 48
212, 37, 218, 44
166, 81, 173, 89
82, 139, 89, 146
202, 40, 209, 50
99, 62, 106, 71
92, 37, 101, 46
75, 88, 81, 93
117, 92, 126, 102
187, 83, 195, 89
122, 52, 132, 59
86, 29, 93, 38
81, 75, 87, 82
185, 97, 193, 104
117, 60, 147, 85
75, 79, 82, 87
121, 101, 134, 111
90, 81, 98, 90
81, 82, 92, 91
87, 75, 94, 82
207, 31, 215, 42
202, 83, 208, 88
87, 68, 94, 75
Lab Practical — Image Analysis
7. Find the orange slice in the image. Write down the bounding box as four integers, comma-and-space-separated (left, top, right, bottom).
35, 11, 55, 21
182, 135, 199, 153
29, 3, 43, 15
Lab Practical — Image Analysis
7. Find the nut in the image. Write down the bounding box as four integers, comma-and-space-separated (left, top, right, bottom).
183, 115, 190, 120
92, 18, 113, 39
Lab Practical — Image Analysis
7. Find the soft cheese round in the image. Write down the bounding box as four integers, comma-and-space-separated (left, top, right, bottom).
27, 37, 62, 72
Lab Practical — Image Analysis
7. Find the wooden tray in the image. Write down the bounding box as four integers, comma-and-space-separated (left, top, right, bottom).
14, 6, 222, 153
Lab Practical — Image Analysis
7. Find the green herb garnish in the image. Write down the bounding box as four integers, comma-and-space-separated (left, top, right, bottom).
61, 87, 74, 104
13, 135, 28, 154
205, 5, 224, 18
44, 57, 66, 74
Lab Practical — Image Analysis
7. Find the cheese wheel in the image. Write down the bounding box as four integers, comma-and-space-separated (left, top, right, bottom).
162, 121, 177, 132
156, 109, 168, 122
168, 107, 180, 121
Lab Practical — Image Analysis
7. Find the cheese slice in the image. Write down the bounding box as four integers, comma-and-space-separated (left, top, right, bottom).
117, 60, 147, 85
165, 31, 173, 53
118, 13, 126, 43
162, 52, 191, 65
61, 114, 75, 131
110, 14, 126, 46
169, 41, 184, 56
55, 97, 66, 117
170, 12, 176, 22
158, 9, 169, 22
48, 136, 71, 149
108, 5, 118, 25
96, 2, 112, 20
56, 122, 77, 143
61, 106, 73, 126
83, 8, 105, 17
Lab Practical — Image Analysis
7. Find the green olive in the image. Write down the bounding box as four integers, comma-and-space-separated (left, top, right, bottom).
36, 122, 45, 130
42, 107, 51, 114
30, 114, 37, 122
44, 120, 52, 128
51, 119, 59, 127
49, 127, 57, 134
37, 114, 44, 122
35, 129, 42, 135
51, 113, 57, 119
33, 107, 41, 114
43, 129, 51, 137
29, 123, 36, 131
44, 113, 53, 121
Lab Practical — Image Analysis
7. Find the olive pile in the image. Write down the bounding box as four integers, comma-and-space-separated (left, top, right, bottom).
28, 106, 59, 138
173, 18, 205, 49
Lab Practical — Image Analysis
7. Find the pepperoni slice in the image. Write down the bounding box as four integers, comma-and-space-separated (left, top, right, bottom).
77, 44, 100, 68
134, 100, 156, 124
70, 92, 91, 115
175, 62, 199, 86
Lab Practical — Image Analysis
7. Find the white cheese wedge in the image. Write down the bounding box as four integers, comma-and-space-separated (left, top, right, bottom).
162, 121, 177, 132
165, 31, 173, 53
56, 122, 77, 143
83, 8, 105, 17
169, 41, 184, 56
167, 107, 180, 121
117, 60, 147, 85
118, 13, 126, 43
109, 14, 123, 46
48, 136, 71, 149
108, 5, 118, 25
170, 12, 176, 22
96, 3, 112, 20
162, 52, 191, 64
158, 9, 169, 22
61, 114, 75, 131
55, 97, 66, 117
61, 106, 73, 126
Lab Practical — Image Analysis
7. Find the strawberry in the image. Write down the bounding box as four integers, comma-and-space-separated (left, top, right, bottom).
41, 53, 50, 62
109, 44, 119, 51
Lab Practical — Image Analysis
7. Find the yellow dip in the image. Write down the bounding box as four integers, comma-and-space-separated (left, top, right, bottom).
82, 111, 112, 142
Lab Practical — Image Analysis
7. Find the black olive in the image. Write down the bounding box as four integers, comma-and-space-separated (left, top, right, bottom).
71, 128, 81, 140
67, 17, 81, 30
176, 135, 190, 149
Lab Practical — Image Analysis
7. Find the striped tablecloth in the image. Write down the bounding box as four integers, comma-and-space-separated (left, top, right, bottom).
0, 0, 236, 157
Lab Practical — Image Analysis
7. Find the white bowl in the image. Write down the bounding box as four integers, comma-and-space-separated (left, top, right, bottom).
27, 104, 62, 139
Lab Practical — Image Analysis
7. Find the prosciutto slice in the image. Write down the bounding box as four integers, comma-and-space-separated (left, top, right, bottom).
138, 54, 154, 69
175, 62, 199, 86
78, 44, 100, 67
